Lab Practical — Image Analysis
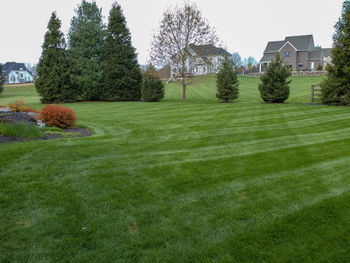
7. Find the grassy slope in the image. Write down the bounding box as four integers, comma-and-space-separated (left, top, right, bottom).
1, 76, 350, 262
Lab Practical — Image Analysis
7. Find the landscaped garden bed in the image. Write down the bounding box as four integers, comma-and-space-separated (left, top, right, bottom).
0, 103, 92, 144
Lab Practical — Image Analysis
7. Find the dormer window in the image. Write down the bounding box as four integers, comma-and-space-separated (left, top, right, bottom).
283, 52, 291, 57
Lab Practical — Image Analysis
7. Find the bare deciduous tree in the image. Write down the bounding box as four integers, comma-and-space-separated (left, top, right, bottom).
150, 2, 218, 102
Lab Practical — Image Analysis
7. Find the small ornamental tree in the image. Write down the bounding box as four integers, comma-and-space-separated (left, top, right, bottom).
317, 63, 323, 71
0, 64, 4, 95
216, 57, 239, 102
142, 65, 165, 102
35, 12, 75, 103
321, 0, 350, 105
68, 0, 106, 101
102, 2, 142, 101
151, 2, 218, 102
258, 54, 291, 103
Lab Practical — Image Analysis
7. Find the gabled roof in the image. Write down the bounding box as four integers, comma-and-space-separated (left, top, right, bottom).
263, 41, 285, 53
2, 62, 31, 75
189, 44, 231, 57
263, 35, 315, 54
284, 35, 314, 51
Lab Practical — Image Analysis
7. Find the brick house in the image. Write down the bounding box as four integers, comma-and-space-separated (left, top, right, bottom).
259, 35, 332, 72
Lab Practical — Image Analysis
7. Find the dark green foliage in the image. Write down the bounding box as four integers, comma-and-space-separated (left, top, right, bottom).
216, 57, 239, 102
142, 65, 165, 102
102, 2, 142, 101
35, 12, 75, 103
317, 63, 323, 71
258, 54, 291, 103
321, 0, 350, 105
0, 64, 4, 95
68, 0, 105, 101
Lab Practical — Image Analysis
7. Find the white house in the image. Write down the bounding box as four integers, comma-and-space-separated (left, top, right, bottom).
1, 62, 34, 84
170, 44, 231, 79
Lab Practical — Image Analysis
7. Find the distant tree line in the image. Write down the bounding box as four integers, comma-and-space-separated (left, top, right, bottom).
36, 1, 164, 103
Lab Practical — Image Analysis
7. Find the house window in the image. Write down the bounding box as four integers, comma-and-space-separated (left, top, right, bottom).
284, 52, 291, 57
298, 63, 304, 69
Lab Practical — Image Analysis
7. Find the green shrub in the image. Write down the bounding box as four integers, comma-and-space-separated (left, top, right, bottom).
0, 123, 44, 139
142, 65, 165, 102
0, 64, 4, 96
258, 54, 291, 103
317, 64, 323, 71
216, 56, 239, 102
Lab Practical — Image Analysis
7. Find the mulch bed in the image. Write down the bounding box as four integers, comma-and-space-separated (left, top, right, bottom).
0, 111, 92, 144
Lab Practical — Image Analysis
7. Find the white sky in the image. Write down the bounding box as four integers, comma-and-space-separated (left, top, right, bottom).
0, 0, 344, 65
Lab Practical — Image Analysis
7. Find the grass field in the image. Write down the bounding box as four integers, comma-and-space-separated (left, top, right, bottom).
1, 75, 350, 262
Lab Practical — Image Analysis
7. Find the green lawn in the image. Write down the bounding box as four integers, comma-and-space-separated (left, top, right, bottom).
1, 76, 350, 262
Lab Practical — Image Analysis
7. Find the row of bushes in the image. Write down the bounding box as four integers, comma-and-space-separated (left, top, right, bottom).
1, 100, 76, 129
216, 54, 291, 103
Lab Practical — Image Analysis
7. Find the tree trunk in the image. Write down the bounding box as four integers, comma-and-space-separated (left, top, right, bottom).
182, 77, 186, 102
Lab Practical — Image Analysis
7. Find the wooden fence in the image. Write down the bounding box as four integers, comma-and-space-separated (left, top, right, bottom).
311, 85, 322, 103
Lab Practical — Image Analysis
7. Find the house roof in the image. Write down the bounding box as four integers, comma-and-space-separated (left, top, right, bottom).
323, 48, 332, 57
2, 62, 32, 76
263, 41, 285, 53
263, 35, 315, 55
189, 44, 231, 57
284, 35, 314, 51
260, 54, 276, 63
308, 50, 322, 61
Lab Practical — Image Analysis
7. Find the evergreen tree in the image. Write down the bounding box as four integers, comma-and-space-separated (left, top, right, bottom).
68, 0, 105, 101
216, 57, 239, 102
0, 64, 4, 95
102, 2, 142, 101
142, 65, 165, 102
321, 0, 350, 105
258, 54, 291, 103
35, 12, 75, 103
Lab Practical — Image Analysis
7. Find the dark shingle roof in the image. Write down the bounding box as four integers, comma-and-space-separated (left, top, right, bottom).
308, 50, 322, 61
263, 41, 285, 53
189, 44, 231, 57
260, 54, 276, 63
323, 48, 332, 57
284, 35, 314, 51
2, 62, 30, 75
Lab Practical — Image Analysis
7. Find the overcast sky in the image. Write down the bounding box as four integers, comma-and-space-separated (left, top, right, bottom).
0, 0, 344, 65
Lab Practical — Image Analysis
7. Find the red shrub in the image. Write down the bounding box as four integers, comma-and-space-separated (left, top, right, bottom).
40, 105, 77, 129
0, 106, 5, 108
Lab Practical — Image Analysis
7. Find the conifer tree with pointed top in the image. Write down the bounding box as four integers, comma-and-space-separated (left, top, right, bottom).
68, 0, 105, 101
258, 53, 291, 103
35, 12, 75, 103
142, 65, 165, 102
321, 0, 350, 105
216, 57, 239, 103
102, 2, 142, 101
0, 64, 4, 95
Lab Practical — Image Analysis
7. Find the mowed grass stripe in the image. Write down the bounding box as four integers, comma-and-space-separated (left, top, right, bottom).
1, 75, 350, 262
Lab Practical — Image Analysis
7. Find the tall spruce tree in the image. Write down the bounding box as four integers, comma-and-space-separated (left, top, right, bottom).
216, 57, 239, 102
321, 0, 350, 105
142, 65, 165, 102
68, 0, 105, 101
102, 2, 142, 101
258, 53, 291, 103
0, 64, 4, 95
36, 12, 75, 103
